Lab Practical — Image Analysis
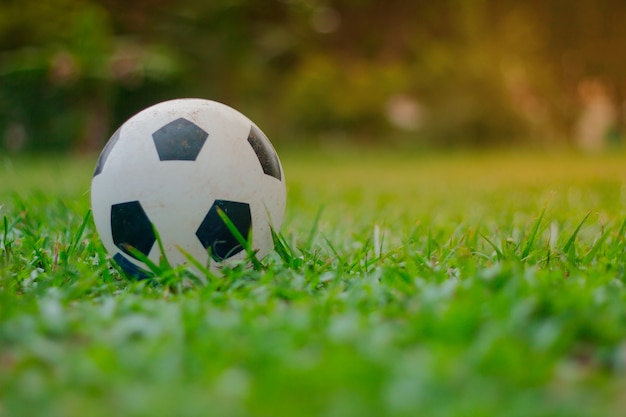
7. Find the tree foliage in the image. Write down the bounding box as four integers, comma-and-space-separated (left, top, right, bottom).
1, 0, 625, 151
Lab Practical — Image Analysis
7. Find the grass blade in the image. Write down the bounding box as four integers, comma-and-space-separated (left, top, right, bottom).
616, 216, 626, 241
521, 205, 546, 260
176, 245, 217, 285
123, 245, 162, 276
563, 211, 591, 256
583, 226, 610, 265
480, 232, 504, 261
305, 205, 325, 249
271, 227, 298, 267
1, 215, 10, 259
68, 209, 91, 257
216, 206, 262, 270
152, 223, 172, 271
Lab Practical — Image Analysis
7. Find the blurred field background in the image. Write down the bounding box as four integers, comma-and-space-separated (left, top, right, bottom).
2, 0, 626, 153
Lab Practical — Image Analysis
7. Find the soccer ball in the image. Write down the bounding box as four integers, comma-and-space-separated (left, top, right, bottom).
91, 98, 286, 277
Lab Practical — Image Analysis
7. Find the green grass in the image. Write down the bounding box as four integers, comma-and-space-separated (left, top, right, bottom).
2, 150, 626, 417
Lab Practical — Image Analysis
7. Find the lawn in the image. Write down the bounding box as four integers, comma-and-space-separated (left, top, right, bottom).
1, 149, 626, 417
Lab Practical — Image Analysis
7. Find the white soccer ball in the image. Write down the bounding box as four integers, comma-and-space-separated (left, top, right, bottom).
91, 98, 286, 277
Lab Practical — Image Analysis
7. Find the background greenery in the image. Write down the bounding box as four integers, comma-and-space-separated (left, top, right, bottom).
2, 0, 626, 151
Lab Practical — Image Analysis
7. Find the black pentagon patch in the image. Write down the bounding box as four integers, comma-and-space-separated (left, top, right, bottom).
93, 127, 121, 177
195, 200, 251, 262
110, 201, 156, 259
247, 125, 281, 180
113, 253, 152, 279
152, 118, 208, 161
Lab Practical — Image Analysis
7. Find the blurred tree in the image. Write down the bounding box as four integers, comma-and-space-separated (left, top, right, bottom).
0, 0, 182, 152
528, 0, 626, 147
282, 0, 535, 144
1, 0, 625, 150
